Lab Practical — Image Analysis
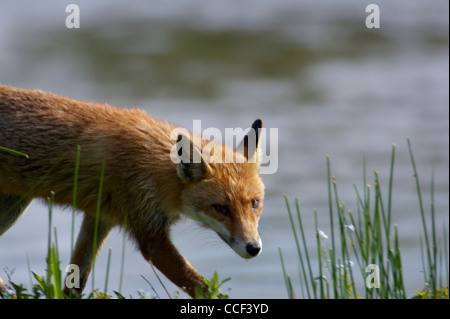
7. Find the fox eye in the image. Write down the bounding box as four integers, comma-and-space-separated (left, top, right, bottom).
251, 199, 260, 209
213, 204, 230, 215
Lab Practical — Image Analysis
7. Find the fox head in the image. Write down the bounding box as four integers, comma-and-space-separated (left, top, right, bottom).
175, 119, 264, 259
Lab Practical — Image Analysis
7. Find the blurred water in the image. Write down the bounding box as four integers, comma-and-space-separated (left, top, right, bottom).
0, 0, 448, 298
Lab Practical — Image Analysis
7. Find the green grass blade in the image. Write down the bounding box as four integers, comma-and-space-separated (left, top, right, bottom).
46, 192, 55, 289
407, 138, 435, 294
283, 195, 312, 298
49, 244, 62, 299
92, 161, 106, 292
149, 262, 171, 299
387, 144, 396, 234
119, 214, 127, 294
26, 255, 33, 290
279, 248, 295, 299
104, 247, 112, 294
71, 145, 81, 259
393, 225, 406, 298
326, 156, 338, 298
444, 226, 449, 289
0, 146, 29, 158
294, 197, 316, 298
419, 236, 428, 285
314, 210, 324, 299
430, 169, 438, 298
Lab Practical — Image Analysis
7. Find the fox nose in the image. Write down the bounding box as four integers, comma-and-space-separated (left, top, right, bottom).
246, 242, 261, 257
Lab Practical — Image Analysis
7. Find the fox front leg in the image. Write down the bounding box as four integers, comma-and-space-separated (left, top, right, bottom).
0, 193, 32, 237
63, 214, 113, 296
138, 234, 207, 298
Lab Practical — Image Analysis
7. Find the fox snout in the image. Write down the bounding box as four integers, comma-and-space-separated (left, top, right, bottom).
246, 241, 262, 257
231, 237, 262, 259
218, 233, 262, 259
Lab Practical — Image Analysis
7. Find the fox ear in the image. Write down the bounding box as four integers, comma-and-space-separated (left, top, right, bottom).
237, 119, 263, 163
176, 134, 212, 183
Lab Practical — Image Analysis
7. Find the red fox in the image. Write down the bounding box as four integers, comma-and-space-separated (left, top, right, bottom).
0, 84, 264, 297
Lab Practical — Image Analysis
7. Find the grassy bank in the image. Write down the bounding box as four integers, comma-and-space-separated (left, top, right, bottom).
279, 140, 448, 299
1, 140, 448, 299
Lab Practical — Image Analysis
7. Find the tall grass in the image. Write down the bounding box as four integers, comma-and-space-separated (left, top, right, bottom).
279, 140, 449, 299
0, 145, 129, 299
3, 139, 447, 299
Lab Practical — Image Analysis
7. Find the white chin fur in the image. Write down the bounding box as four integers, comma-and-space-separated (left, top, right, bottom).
220, 234, 262, 259
185, 209, 262, 259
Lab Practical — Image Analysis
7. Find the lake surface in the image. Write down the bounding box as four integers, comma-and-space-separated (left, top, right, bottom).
0, 0, 448, 298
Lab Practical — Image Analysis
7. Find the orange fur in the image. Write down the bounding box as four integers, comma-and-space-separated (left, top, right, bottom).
0, 84, 264, 297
